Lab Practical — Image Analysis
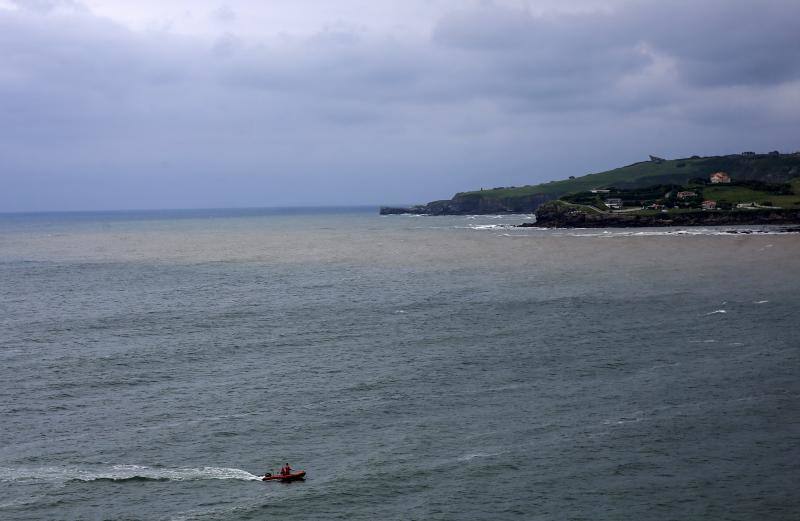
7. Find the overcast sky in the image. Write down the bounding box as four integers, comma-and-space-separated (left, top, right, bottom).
2, 0, 799, 211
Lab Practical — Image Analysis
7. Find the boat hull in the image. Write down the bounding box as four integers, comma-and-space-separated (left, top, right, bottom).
262, 471, 306, 482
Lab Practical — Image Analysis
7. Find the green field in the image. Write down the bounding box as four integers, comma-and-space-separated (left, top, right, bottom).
702, 186, 800, 208
701, 178, 800, 208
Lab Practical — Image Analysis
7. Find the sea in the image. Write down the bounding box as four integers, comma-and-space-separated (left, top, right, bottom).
0, 207, 798, 520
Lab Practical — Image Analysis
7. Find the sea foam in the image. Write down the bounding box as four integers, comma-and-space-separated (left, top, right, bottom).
0, 465, 261, 484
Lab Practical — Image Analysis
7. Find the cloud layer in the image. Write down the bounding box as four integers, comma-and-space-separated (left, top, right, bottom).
1, 0, 799, 211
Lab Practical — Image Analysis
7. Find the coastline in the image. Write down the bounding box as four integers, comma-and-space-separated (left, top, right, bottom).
380, 151, 800, 225
529, 203, 800, 228
379, 193, 554, 216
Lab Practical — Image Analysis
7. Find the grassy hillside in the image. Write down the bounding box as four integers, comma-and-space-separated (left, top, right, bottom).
703, 181, 800, 208
455, 153, 800, 201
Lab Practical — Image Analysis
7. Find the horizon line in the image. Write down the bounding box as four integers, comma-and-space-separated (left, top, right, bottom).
0, 204, 396, 217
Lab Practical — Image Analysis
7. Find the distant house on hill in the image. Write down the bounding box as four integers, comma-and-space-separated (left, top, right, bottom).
702, 200, 717, 210
591, 189, 610, 194
649, 155, 665, 163
677, 191, 697, 199
710, 172, 731, 184
768, 150, 780, 156
604, 198, 623, 209
742, 151, 756, 156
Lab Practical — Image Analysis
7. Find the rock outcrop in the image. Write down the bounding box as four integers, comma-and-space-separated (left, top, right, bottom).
380, 193, 554, 215
530, 201, 800, 228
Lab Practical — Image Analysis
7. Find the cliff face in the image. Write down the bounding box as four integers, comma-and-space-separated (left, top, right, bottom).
531, 201, 800, 228
380, 193, 555, 215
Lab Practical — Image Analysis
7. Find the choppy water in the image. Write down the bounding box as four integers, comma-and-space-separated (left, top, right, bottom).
1, 208, 798, 520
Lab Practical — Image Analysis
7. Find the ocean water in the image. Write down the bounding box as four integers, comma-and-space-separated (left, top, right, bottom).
1, 208, 798, 520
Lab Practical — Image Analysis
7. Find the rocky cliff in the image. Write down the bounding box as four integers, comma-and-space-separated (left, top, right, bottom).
380, 192, 554, 215
530, 201, 800, 228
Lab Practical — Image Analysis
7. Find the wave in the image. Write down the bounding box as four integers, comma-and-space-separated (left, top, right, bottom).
465, 224, 514, 230
0, 465, 261, 484
512, 227, 800, 237
602, 411, 645, 425
457, 451, 505, 462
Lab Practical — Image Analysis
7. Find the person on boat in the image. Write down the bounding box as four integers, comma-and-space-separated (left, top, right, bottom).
281, 463, 292, 476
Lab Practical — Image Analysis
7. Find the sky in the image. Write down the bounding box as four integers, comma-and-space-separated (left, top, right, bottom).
1, 0, 799, 211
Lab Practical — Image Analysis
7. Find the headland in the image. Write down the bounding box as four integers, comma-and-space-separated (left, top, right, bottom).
381, 151, 800, 227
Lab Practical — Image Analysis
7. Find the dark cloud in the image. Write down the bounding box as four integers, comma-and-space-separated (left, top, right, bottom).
0, 1, 799, 211
433, 0, 800, 93
629, 0, 800, 87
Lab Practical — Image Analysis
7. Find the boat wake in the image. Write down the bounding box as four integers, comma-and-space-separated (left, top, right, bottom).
456, 451, 505, 462
0, 465, 262, 484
